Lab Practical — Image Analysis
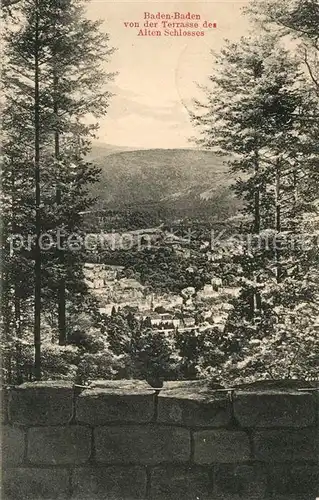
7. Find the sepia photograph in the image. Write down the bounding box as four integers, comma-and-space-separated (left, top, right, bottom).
1, 0, 319, 498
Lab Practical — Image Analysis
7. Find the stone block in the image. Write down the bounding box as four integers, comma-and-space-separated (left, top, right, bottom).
254, 429, 317, 462
72, 466, 147, 499
27, 426, 91, 465
157, 381, 231, 427
194, 430, 250, 464
2, 425, 25, 465
214, 464, 267, 499
9, 381, 74, 425
76, 381, 155, 425
268, 465, 319, 500
95, 425, 191, 465
150, 465, 214, 500
233, 390, 316, 428
2, 468, 69, 499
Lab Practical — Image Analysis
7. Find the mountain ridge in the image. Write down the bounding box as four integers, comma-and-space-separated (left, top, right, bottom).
89, 147, 239, 219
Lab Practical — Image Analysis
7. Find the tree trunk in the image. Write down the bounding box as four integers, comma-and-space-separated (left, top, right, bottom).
34, 0, 41, 380
2, 272, 13, 384
54, 70, 67, 346
11, 158, 23, 384
253, 150, 262, 316
275, 160, 282, 283
14, 287, 23, 384
253, 150, 261, 234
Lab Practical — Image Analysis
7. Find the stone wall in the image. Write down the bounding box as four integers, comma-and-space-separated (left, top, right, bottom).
1, 380, 318, 500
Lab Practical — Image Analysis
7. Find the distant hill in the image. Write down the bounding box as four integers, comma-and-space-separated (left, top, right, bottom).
89, 147, 239, 220
88, 143, 143, 159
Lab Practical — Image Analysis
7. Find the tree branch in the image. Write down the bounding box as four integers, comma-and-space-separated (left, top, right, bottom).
303, 48, 319, 92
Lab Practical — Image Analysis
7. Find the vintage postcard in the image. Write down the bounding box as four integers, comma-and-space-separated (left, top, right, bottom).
1, 0, 318, 498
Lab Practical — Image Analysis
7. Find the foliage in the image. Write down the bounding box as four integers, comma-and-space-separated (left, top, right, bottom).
191, 28, 319, 384
96, 312, 180, 384
246, 0, 319, 93
1, 0, 115, 382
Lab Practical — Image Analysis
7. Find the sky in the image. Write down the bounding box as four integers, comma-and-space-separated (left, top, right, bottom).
87, 0, 251, 148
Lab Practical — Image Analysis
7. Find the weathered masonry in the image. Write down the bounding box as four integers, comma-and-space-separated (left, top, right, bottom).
1, 380, 318, 499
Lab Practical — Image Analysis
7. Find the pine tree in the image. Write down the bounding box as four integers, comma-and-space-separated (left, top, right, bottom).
2, 0, 115, 381
191, 33, 319, 383
35, 0, 115, 345
247, 0, 319, 93
2, 0, 44, 379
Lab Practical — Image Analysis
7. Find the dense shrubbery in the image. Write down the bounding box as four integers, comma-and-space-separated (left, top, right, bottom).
4, 301, 318, 387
